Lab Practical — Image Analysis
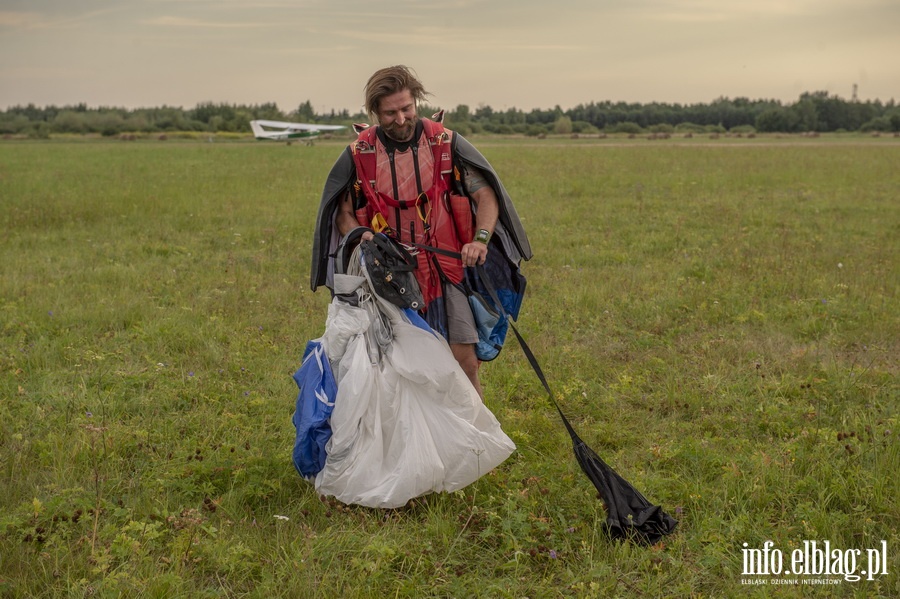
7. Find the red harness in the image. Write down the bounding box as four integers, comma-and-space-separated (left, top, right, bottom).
350, 119, 474, 309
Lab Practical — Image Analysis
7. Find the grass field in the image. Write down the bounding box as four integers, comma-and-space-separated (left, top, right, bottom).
1, 136, 898, 598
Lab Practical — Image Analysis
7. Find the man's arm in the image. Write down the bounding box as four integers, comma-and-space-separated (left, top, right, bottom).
335, 190, 374, 241
460, 183, 499, 267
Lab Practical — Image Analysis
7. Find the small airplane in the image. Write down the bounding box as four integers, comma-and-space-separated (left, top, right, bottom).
250, 119, 346, 144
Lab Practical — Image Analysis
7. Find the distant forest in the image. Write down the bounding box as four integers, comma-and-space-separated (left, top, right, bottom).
2, 92, 899, 138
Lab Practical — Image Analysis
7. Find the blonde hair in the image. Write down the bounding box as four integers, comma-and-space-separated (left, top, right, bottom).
364, 65, 429, 119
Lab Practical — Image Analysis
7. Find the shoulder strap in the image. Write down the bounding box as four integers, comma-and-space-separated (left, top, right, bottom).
348, 126, 384, 216
422, 119, 453, 185
350, 126, 378, 184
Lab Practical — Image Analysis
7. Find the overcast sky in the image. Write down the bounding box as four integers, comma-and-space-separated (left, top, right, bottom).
1, 0, 897, 114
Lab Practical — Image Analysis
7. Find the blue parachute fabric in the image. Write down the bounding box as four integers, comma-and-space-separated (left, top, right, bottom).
465, 248, 526, 361
403, 307, 436, 335
468, 291, 501, 361
292, 340, 337, 478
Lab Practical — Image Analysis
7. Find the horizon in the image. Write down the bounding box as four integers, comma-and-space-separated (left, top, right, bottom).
2, 89, 893, 116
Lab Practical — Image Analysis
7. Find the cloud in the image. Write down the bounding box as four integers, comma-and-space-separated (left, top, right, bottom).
0, 11, 55, 29
268, 45, 356, 55
333, 23, 584, 53
142, 16, 271, 28
0, 65, 91, 79
639, 0, 893, 23
3, 0, 896, 110
0, 6, 131, 31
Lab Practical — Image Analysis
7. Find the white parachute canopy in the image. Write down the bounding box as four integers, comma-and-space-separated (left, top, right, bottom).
310, 246, 515, 509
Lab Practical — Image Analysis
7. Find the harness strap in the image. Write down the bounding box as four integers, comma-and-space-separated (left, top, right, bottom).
412, 144, 424, 196
351, 120, 455, 230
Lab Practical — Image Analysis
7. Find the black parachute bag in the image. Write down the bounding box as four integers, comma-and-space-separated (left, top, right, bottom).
360, 233, 424, 311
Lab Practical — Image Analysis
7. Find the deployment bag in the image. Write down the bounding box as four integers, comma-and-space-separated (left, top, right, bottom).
360, 234, 424, 311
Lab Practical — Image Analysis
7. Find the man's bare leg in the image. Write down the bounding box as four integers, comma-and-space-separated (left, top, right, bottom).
450, 343, 483, 398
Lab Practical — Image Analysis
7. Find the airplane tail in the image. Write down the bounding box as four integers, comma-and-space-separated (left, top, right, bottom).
250, 120, 269, 139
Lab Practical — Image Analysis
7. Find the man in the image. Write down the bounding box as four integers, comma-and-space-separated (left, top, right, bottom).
310, 65, 531, 396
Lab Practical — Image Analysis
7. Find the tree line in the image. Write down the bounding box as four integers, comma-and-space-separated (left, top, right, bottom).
2, 93, 898, 139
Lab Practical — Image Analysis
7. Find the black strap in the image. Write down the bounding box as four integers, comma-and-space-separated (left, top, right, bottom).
411, 144, 424, 196
473, 264, 579, 439
411, 242, 460, 260
411, 243, 579, 438
386, 152, 402, 237
411, 242, 464, 287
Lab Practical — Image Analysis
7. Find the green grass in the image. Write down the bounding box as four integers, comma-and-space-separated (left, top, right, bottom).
1, 137, 898, 598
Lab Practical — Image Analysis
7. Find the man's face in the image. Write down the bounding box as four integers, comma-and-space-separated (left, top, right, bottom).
376, 89, 417, 142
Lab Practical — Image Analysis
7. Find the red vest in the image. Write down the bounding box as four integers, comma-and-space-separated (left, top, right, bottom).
350, 119, 474, 309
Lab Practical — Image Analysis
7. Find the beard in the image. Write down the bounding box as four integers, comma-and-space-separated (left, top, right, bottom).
382, 117, 417, 142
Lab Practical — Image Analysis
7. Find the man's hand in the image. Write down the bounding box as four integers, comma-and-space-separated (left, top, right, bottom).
461, 241, 488, 267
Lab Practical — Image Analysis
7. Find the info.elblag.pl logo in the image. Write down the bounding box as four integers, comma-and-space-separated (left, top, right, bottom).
741, 540, 889, 586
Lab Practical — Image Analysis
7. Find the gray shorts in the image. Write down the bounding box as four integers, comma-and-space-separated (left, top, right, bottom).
444, 283, 478, 345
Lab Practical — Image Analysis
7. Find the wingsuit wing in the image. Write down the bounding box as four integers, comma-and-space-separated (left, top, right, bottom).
452, 133, 532, 263
311, 148, 356, 292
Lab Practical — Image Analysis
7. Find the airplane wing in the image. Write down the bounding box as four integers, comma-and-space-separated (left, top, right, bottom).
250, 120, 346, 141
